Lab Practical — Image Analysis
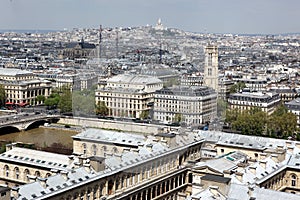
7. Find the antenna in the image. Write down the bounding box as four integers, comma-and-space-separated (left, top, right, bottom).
99, 25, 102, 60
116, 30, 119, 58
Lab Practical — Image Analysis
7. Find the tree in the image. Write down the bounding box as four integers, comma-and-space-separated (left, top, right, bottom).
174, 113, 183, 123
72, 89, 95, 116
95, 101, 109, 116
231, 108, 267, 135
0, 84, 6, 107
45, 93, 60, 109
140, 110, 149, 119
58, 85, 72, 113
36, 95, 46, 105
225, 108, 239, 125
229, 82, 246, 93
217, 99, 227, 119
267, 105, 298, 139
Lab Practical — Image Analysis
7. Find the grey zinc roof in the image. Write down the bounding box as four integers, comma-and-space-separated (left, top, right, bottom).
198, 131, 287, 150
73, 128, 146, 147
0, 147, 70, 170
108, 74, 162, 85
0, 68, 33, 76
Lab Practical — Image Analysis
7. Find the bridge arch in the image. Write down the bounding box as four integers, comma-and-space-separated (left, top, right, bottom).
24, 120, 50, 130
0, 126, 20, 134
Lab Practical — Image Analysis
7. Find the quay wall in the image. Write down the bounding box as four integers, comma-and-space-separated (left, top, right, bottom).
57, 117, 169, 134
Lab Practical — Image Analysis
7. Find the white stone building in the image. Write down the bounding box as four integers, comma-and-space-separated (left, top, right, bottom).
0, 68, 51, 105
95, 74, 163, 118
153, 86, 217, 126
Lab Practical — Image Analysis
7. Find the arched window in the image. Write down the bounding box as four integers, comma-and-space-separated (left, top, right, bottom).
24, 169, 30, 181
91, 144, 97, 156
101, 146, 107, 154
4, 165, 9, 177
14, 167, 19, 179
35, 171, 41, 178
291, 174, 297, 187
82, 143, 87, 154
112, 147, 118, 154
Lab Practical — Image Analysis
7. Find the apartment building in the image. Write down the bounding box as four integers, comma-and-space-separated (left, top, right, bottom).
228, 91, 281, 114
95, 74, 163, 119
153, 86, 217, 126
0, 68, 51, 105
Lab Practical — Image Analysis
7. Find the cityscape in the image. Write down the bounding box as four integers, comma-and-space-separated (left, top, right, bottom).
0, 1, 300, 200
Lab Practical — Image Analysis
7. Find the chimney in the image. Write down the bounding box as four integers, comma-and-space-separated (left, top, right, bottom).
295, 142, 300, 149
237, 163, 245, 171
68, 155, 74, 165
146, 144, 153, 151
248, 158, 256, 165
235, 172, 243, 182
271, 154, 278, 162
248, 184, 255, 197
60, 171, 69, 180
259, 153, 267, 160
223, 170, 232, 178
287, 146, 294, 153
123, 148, 131, 153
83, 163, 91, 173
11, 187, 19, 199
27, 175, 37, 183
259, 160, 267, 169
277, 145, 284, 150
50, 169, 59, 175
209, 186, 219, 197
38, 177, 48, 188
286, 141, 292, 147
249, 166, 256, 175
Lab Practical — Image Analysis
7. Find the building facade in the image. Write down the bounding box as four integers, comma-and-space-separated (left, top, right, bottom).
228, 91, 281, 115
285, 97, 300, 126
95, 74, 163, 119
0, 68, 52, 105
153, 86, 217, 126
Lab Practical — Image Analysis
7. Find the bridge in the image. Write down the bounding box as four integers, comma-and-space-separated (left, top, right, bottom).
0, 114, 60, 132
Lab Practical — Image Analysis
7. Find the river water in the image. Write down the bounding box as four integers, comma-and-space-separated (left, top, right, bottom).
0, 127, 78, 149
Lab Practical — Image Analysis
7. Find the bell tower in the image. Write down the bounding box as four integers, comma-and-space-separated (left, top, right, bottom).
204, 45, 218, 92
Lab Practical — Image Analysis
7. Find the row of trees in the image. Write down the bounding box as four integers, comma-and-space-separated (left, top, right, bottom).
225, 105, 298, 140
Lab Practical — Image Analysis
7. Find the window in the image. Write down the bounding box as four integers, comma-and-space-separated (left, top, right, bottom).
291, 174, 297, 187
82, 143, 87, 154
208, 53, 212, 66
208, 68, 212, 76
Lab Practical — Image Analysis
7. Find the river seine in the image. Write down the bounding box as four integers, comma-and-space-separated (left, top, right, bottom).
0, 127, 78, 149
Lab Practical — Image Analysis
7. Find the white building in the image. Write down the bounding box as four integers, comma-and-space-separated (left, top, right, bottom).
0, 68, 51, 105
153, 86, 217, 126
95, 74, 163, 118
228, 91, 281, 115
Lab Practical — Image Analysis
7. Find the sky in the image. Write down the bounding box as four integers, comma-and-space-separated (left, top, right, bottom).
1, 0, 300, 34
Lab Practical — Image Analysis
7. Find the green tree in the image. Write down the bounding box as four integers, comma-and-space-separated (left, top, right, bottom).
174, 113, 183, 122
36, 95, 46, 104
140, 110, 149, 119
231, 108, 267, 135
45, 93, 60, 109
72, 89, 95, 116
0, 84, 6, 107
217, 99, 227, 119
58, 85, 72, 113
225, 108, 239, 125
95, 101, 109, 116
229, 82, 246, 93
267, 105, 298, 139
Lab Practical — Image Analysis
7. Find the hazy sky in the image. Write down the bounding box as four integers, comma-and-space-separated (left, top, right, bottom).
1, 0, 300, 34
